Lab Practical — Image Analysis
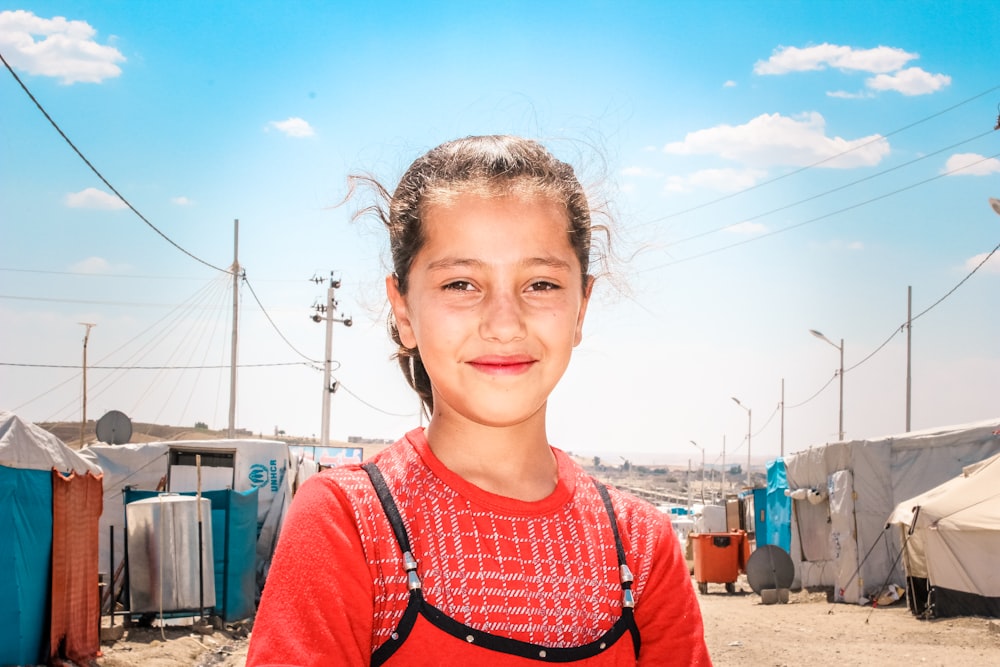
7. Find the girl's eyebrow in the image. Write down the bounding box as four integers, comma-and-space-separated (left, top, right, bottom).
426, 257, 573, 271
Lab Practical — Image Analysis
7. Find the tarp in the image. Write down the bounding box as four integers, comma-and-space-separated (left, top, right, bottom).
782, 418, 1000, 600
0, 411, 102, 666
889, 451, 1000, 617
762, 459, 791, 553
79, 438, 291, 606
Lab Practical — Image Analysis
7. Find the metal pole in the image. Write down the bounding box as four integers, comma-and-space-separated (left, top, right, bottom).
838, 338, 844, 441
79, 322, 95, 446
906, 286, 912, 432
228, 219, 240, 438
321, 279, 334, 448
720, 435, 726, 499
746, 408, 752, 487
780, 378, 785, 457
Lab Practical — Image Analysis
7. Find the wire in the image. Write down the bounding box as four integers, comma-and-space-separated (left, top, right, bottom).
243, 274, 320, 364
635, 82, 1000, 229
0, 50, 229, 274
0, 362, 314, 369
335, 381, 418, 418
642, 152, 1000, 271
658, 129, 995, 250
785, 372, 838, 409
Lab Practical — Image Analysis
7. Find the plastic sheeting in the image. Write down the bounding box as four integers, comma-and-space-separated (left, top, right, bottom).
0, 465, 51, 666
763, 459, 791, 553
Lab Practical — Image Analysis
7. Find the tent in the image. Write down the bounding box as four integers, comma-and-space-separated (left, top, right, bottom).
78, 437, 292, 614
0, 410, 103, 666
778, 418, 1000, 603
888, 451, 1000, 618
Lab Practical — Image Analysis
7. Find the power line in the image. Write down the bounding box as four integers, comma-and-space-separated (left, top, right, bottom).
0, 49, 229, 274
243, 274, 320, 365
642, 151, 1000, 271
335, 381, 418, 418
0, 361, 313, 370
635, 82, 1000, 230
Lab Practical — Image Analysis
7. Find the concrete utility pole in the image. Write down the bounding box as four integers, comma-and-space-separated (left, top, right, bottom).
228, 219, 240, 439
78, 322, 96, 446
313, 273, 352, 447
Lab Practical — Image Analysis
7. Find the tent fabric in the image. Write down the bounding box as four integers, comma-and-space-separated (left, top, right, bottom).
889, 451, 1000, 617
0, 411, 105, 665
783, 418, 1000, 601
763, 459, 791, 553
50, 469, 103, 664
0, 464, 52, 666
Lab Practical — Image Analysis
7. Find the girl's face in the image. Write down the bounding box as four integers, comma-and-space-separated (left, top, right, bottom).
387, 191, 593, 430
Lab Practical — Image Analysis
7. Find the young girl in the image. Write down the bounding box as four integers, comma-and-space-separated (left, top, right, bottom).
246, 136, 710, 666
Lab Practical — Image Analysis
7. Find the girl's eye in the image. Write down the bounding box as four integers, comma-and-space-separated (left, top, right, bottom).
443, 280, 475, 291
528, 281, 560, 291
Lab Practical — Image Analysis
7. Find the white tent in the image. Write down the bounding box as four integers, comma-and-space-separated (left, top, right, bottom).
888, 451, 1000, 618
783, 418, 1000, 604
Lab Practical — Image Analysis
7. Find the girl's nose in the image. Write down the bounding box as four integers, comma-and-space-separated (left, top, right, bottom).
479, 290, 527, 343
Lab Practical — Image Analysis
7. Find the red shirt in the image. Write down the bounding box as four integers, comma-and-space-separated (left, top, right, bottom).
247, 429, 710, 666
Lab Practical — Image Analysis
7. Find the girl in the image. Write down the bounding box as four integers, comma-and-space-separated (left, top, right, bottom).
246, 136, 710, 666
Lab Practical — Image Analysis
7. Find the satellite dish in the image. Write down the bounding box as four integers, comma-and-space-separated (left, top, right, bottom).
96, 410, 133, 445
990, 197, 1000, 216
745, 544, 795, 594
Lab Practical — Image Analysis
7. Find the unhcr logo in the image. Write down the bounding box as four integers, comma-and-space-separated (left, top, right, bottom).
249, 463, 269, 488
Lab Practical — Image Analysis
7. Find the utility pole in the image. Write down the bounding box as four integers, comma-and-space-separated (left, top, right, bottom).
228, 219, 240, 438
720, 435, 726, 500
312, 273, 352, 447
780, 378, 785, 457
905, 285, 912, 432
78, 322, 96, 446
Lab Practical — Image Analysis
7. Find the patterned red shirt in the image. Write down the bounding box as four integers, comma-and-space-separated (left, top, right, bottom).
247, 428, 710, 665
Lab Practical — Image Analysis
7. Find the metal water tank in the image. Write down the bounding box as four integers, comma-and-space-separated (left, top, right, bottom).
126, 494, 215, 614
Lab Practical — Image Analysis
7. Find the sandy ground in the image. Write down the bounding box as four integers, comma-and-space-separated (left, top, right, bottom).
94, 576, 1000, 666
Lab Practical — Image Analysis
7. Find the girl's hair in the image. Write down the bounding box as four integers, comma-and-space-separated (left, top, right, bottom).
351, 135, 606, 416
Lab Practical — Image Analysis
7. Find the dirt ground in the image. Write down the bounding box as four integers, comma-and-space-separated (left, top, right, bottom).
93, 574, 1000, 666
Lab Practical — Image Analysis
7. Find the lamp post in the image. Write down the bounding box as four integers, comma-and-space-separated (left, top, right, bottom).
689, 440, 705, 504
810, 329, 845, 441
730, 397, 751, 487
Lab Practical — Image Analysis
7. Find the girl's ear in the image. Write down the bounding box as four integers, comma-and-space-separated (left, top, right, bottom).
386, 274, 418, 349
573, 275, 596, 347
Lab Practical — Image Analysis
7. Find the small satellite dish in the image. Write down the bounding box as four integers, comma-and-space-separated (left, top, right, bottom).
96, 410, 133, 445
745, 544, 795, 594
989, 197, 1000, 216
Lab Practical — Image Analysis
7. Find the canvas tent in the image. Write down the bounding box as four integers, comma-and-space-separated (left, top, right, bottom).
780, 418, 1000, 604
0, 410, 103, 666
78, 437, 292, 613
888, 451, 1000, 618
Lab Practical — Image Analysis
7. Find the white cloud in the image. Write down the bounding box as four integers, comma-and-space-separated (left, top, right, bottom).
725, 221, 767, 235
171, 195, 195, 206
826, 89, 872, 100
754, 43, 916, 75
943, 153, 1000, 176
267, 117, 315, 138
664, 167, 768, 193
866, 67, 950, 96
65, 187, 126, 209
723, 80, 737, 88
663, 112, 889, 168
0, 10, 124, 84
70, 256, 112, 274
848, 241, 864, 251
965, 251, 1000, 274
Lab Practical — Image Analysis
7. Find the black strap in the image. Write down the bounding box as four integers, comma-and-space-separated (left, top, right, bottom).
362, 462, 641, 663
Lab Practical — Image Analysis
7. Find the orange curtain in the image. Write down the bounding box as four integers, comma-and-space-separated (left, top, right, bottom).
50, 470, 103, 664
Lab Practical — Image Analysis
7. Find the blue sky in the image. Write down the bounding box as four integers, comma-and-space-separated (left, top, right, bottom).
2, 1, 998, 468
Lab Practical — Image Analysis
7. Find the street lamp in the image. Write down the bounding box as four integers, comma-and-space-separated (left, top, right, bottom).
690, 440, 705, 504
810, 329, 845, 441
730, 397, 751, 487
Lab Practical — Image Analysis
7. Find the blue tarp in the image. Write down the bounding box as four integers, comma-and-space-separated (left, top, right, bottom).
0, 465, 52, 666
763, 458, 792, 552
124, 488, 258, 621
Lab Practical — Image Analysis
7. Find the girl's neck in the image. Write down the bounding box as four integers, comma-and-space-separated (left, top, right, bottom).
424, 411, 558, 502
